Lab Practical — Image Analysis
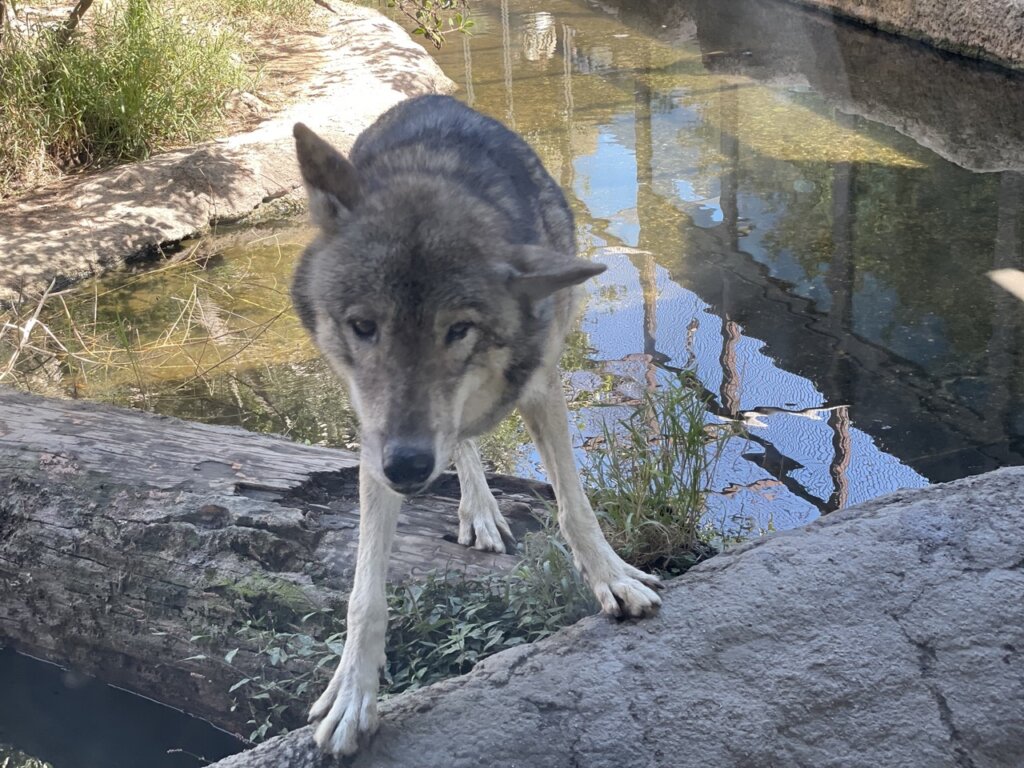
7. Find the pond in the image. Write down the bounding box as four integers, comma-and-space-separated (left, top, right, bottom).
4, 0, 1024, 763
17, 0, 1023, 535
0, 648, 243, 767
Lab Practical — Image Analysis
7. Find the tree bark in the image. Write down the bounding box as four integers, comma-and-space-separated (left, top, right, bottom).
0, 391, 548, 733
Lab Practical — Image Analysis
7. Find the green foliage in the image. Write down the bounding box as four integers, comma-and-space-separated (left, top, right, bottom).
0, 0, 248, 194
385, 0, 473, 49
210, 574, 320, 629
385, 525, 595, 692
584, 372, 728, 575
224, 519, 596, 742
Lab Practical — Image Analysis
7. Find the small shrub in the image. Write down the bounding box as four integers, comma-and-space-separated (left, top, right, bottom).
385, 0, 473, 48
224, 517, 596, 742
385, 524, 595, 692
584, 372, 727, 574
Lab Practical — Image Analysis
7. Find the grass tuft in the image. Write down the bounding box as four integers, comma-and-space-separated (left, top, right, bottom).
0, 0, 249, 194
584, 372, 727, 574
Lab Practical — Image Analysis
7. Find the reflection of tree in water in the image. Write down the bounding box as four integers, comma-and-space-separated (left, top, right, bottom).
627, 72, 855, 513
520, 11, 557, 62
752, 149, 1003, 367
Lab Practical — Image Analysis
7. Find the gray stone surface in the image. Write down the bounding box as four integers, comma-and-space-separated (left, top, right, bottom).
210, 466, 1024, 767
786, 0, 1024, 71
0, 3, 455, 305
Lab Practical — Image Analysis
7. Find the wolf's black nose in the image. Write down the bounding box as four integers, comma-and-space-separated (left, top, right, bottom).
382, 443, 435, 490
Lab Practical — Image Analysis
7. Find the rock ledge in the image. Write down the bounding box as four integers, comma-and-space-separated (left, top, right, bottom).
787, 0, 1024, 71
0, 4, 455, 305
212, 466, 1024, 767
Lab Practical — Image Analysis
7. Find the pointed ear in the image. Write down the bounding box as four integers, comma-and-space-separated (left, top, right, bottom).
293, 122, 362, 231
503, 247, 607, 300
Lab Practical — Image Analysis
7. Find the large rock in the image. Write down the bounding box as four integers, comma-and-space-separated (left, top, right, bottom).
785, 0, 1024, 71
210, 466, 1024, 767
0, 3, 455, 305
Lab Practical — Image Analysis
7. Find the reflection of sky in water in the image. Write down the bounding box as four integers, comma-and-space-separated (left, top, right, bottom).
560, 104, 929, 532
573, 130, 640, 247
582, 255, 927, 531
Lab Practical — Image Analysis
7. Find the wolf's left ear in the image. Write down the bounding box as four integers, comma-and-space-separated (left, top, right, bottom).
294, 123, 362, 231
503, 247, 607, 300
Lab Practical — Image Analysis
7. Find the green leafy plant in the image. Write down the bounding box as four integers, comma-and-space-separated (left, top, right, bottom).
385, 0, 473, 48
584, 372, 729, 574
223, 517, 596, 742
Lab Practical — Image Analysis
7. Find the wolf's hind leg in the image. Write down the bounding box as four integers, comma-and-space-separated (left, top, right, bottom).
455, 439, 514, 553
308, 463, 401, 756
518, 370, 662, 618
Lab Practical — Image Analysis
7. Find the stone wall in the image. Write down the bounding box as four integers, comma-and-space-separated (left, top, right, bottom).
787, 0, 1024, 70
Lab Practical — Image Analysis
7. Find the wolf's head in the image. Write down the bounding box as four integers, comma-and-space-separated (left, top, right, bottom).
290, 123, 603, 495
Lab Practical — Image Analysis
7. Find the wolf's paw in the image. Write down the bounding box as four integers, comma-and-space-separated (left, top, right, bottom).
587, 558, 663, 619
308, 669, 379, 757
457, 493, 515, 554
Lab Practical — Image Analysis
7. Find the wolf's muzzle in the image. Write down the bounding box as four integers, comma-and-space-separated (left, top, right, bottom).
382, 441, 435, 493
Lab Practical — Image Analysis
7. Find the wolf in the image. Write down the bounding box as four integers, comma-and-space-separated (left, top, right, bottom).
291, 94, 662, 757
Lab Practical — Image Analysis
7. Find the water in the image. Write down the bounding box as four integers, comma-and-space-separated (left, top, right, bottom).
0, 649, 243, 767
11, 1, 1024, 529
421, 0, 1024, 530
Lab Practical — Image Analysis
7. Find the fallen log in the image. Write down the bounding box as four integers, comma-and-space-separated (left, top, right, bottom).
0, 390, 550, 733
209, 467, 1024, 767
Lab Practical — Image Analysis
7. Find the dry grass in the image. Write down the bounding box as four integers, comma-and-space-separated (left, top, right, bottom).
0, 0, 325, 196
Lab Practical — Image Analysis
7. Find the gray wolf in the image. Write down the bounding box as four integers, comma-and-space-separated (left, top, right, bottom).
291, 94, 662, 757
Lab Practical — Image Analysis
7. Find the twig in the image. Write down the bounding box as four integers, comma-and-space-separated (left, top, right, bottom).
0, 279, 56, 382
56, 0, 95, 45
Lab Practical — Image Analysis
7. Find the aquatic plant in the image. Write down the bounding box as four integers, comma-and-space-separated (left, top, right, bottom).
584, 372, 728, 575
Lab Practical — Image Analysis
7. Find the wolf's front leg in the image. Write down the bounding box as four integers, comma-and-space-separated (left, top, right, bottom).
519, 370, 662, 618
308, 463, 401, 756
455, 439, 514, 553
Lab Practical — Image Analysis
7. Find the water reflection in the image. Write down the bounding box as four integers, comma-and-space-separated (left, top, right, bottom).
426, 0, 1024, 529
0, 648, 243, 768
15, 0, 1024, 536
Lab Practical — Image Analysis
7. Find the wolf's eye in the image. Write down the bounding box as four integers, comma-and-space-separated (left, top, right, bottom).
349, 319, 377, 340
446, 321, 474, 345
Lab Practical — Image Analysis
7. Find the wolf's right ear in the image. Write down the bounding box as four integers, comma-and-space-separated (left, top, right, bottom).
293, 123, 362, 231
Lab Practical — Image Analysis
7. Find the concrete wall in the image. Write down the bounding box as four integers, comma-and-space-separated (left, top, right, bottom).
788, 0, 1024, 70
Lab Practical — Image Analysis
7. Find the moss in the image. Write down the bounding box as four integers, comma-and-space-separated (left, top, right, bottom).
206, 574, 317, 629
